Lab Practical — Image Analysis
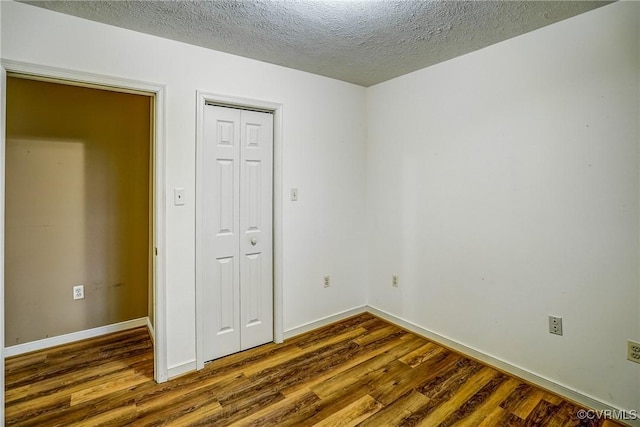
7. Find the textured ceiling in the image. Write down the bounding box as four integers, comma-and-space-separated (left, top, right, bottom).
23, 1, 612, 87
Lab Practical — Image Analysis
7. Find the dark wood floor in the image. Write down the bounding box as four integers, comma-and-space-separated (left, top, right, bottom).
5, 313, 623, 426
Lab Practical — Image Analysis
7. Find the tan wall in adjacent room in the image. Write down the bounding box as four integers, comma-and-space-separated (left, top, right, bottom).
5, 76, 151, 345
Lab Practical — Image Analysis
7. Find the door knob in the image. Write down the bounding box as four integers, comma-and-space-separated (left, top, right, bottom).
251, 238, 257, 246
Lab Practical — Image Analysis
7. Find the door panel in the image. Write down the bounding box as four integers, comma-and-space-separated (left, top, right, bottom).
244, 160, 262, 231
240, 110, 273, 350
203, 106, 241, 360
202, 105, 273, 362
216, 159, 235, 235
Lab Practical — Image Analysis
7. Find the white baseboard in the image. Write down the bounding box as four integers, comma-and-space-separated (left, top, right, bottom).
4, 317, 149, 358
283, 305, 367, 340
367, 305, 639, 427
147, 317, 155, 345
168, 360, 197, 379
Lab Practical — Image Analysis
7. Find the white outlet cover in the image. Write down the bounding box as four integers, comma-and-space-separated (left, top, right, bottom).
628, 340, 640, 364
548, 315, 563, 336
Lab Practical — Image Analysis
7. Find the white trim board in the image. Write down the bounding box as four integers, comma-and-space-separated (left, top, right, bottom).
147, 317, 156, 345
4, 318, 148, 357
0, 61, 7, 427
1, 59, 168, 383
168, 360, 198, 379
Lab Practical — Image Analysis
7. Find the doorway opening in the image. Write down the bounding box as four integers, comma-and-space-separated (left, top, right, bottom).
3, 69, 166, 382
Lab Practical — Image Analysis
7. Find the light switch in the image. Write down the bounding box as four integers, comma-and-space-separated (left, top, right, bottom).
174, 188, 185, 206
291, 188, 298, 201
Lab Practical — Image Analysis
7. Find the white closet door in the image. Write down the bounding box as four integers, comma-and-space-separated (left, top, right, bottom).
239, 110, 273, 350
202, 105, 273, 361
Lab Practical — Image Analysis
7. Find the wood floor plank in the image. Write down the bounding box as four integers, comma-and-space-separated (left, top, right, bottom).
242, 326, 368, 377
134, 387, 228, 427
398, 341, 444, 368
291, 313, 376, 349
452, 377, 521, 426
311, 351, 399, 399
66, 405, 137, 427
280, 332, 419, 397
417, 356, 485, 399
292, 389, 377, 427
164, 399, 224, 426
511, 388, 545, 420
542, 391, 565, 406
310, 334, 427, 400
244, 337, 427, 426
223, 339, 363, 407
5, 313, 623, 427
7, 367, 147, 420
476, 405, 509, 427
7, 381, 143, 427
6, 330, 152, 390
228, 388, 320, 427
438, 373, 511, 426
135, 370, 244, 415
6, 351, 154, 404
357, 389, 430, 426
523, 398, 556, 426
312, 394, 383, 427
264, 384, 370, 427
70, 371, 149, 406
545, 400, 583, 426
352, 324, 403, 346
413, 366, 501, 426
371, 351, 462, 406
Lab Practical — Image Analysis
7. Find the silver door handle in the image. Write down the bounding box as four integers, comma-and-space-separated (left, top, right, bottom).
251, 238, 257, 246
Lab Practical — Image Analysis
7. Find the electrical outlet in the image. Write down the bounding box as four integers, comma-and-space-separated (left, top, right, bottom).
628, 340, 640, 364
392, 274, 399, 287
548, 315, 562, 336
323, 275, 330, 288
73, 285, 84, 300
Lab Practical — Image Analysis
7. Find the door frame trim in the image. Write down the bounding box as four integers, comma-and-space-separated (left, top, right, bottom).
195, 91, 284, 369
0, 59, 170, 383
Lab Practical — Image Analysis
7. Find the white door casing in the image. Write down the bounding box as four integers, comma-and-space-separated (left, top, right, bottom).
202, 105, 273, 361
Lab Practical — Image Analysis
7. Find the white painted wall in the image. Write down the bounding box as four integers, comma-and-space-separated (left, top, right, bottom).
0, 0, 367, 372
366, 1, 639, 412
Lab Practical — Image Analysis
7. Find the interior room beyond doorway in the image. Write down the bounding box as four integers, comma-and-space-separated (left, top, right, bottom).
4, 75, 153, 352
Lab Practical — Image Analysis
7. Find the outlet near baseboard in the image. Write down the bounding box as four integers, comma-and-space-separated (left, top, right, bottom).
548, 315, 562, 336
323, 275, 330, 288
392, 275, 399, 288
73, 285, 84, 300
628, 340, 640, 364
